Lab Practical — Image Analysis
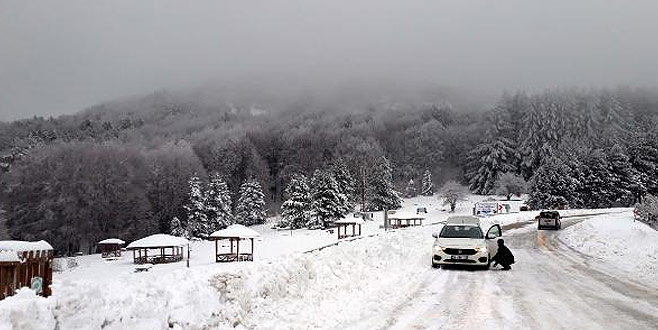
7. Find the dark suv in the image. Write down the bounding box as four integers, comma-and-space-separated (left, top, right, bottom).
536, 211, 561, 230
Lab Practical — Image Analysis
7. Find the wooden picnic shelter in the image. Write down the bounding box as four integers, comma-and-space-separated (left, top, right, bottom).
126, 234, 188, 265
98, 238, 125, 258
0, 240, 53, 300
388, 212, 425, 229
209, 225, 261, 262
335, 216, 365, 239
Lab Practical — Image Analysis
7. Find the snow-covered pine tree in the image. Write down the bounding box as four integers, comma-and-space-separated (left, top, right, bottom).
608, 144, 637, 206
184, 173, 209, 238
404, 178, 417, 198
169, 217, 189, 238
578, 149, 615, 208
331, 158, 355, 200
235, 180, 266, 226
330, 158, 354, 213
627, 134, 658, 200
309, 169, 347, 229
421, 170, 434, 196
528, 156, 579, 210
280, 174, 312, 229
465, 137, 516, 194
369, 156, 402, 211
206, 173, 234, 232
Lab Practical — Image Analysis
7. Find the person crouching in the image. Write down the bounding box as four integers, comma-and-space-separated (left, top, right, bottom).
492, 239, 515, 270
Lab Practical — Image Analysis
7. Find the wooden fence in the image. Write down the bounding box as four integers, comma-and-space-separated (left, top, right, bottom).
0, 250, 53, 300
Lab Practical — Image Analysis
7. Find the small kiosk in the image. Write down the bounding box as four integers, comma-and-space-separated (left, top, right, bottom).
126, 234, 188, 265
209, 225, 261, 262
335, 216, 364, 239
0, 240, 54, 300
98, 238, 125, 258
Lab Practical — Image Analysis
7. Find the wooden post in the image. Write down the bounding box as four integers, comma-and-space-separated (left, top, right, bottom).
236, 238, 240, 261
251, 238, 254, 261
215, 240, 218, 263
358, 224, 361, 236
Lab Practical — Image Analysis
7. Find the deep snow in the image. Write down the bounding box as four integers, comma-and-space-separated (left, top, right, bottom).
0, 195, 642, 330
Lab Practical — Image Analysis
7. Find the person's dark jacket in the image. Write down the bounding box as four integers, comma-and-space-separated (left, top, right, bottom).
492, 243, 515, 266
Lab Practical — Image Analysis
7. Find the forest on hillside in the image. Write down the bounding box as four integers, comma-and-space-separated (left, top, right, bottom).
1, 87, 657, 254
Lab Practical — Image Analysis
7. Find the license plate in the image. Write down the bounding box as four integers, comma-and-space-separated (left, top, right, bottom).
450, 256, 468, 260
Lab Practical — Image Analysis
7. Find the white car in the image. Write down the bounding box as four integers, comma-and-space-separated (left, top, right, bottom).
431, 216, 503, 269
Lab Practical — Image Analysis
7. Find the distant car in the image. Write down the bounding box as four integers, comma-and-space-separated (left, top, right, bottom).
536, 211, 561, 230
520, 205, 530, 211
431, 216, 503, 269
416, 207, 427, 214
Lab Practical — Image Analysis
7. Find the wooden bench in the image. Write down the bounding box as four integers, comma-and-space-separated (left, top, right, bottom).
134, 264, 153, 272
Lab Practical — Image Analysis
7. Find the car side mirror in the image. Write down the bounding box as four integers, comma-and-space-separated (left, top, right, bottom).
432, 233, 438, 238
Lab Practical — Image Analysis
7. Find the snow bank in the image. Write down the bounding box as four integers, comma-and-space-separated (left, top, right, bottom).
0, 227, 432, 330
0, 289, 56, 330
560, 211, 658, 288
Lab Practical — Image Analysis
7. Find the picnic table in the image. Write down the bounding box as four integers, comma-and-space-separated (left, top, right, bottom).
134, 263, 153, 272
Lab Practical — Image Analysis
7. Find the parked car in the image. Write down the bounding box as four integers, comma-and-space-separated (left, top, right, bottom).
520, 205, 530, 211
536, 211, 561, 230
431, 216, 502, 269
416, 207, 427, 214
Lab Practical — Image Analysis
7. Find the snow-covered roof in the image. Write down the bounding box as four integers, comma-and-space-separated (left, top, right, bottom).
210, 224, 261, 239
0, 240, 53, 252
0, 250, 21, 262
335, 217, 365, 224
388, 212, 425, 220
126, 234, 188, 249
98, 238, 125, 245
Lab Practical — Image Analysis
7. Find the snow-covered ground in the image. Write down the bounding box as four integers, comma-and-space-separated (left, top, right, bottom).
560, 211, 658, 288
0, 195, 647, 330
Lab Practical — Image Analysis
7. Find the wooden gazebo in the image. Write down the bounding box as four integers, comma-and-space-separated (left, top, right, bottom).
209, 225, 261, 262
0, 240, 53, 300
126, 234, 188, 265
335, 216, 365, 239
98, 238, 125, 258
388, 212, 425, 229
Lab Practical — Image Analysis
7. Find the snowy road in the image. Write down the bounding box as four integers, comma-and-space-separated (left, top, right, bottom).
386, 216, 658, 330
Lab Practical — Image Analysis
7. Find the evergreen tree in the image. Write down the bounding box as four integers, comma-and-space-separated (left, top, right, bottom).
404, 179, 417, 198
309, 169, 347, 229
528, 157, 581, 210
421, 170, 434, 196
608, 144, 637, 205
330, 158, 354, 213
235, 180, 266, 226
369, 156, 402, 211
578, 149, 615, 208
465, 136, 516, 194
206, 173, 234, 232
169, 217, 189, 238
184, 173, 209, 237
280, 174, 312, 229
331, 158, 355, 201
628, 134, 658, 201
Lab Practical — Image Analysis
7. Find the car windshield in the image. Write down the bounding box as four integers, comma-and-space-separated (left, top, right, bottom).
439, 225, 483, 239
541, 212, 558, 218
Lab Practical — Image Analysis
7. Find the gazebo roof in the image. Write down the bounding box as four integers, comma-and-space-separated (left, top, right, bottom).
98, 238, 125, 245
389, 212, 425, 220
126, 234, 188, 249
210, 224, 261, 239
335, 216, 365, 225
0, 240, 53, 252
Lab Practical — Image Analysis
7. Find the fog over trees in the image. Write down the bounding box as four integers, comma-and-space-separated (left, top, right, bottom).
1, 87, 657, 254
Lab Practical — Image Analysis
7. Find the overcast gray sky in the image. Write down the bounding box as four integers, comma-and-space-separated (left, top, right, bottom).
1, 0, 657, 121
